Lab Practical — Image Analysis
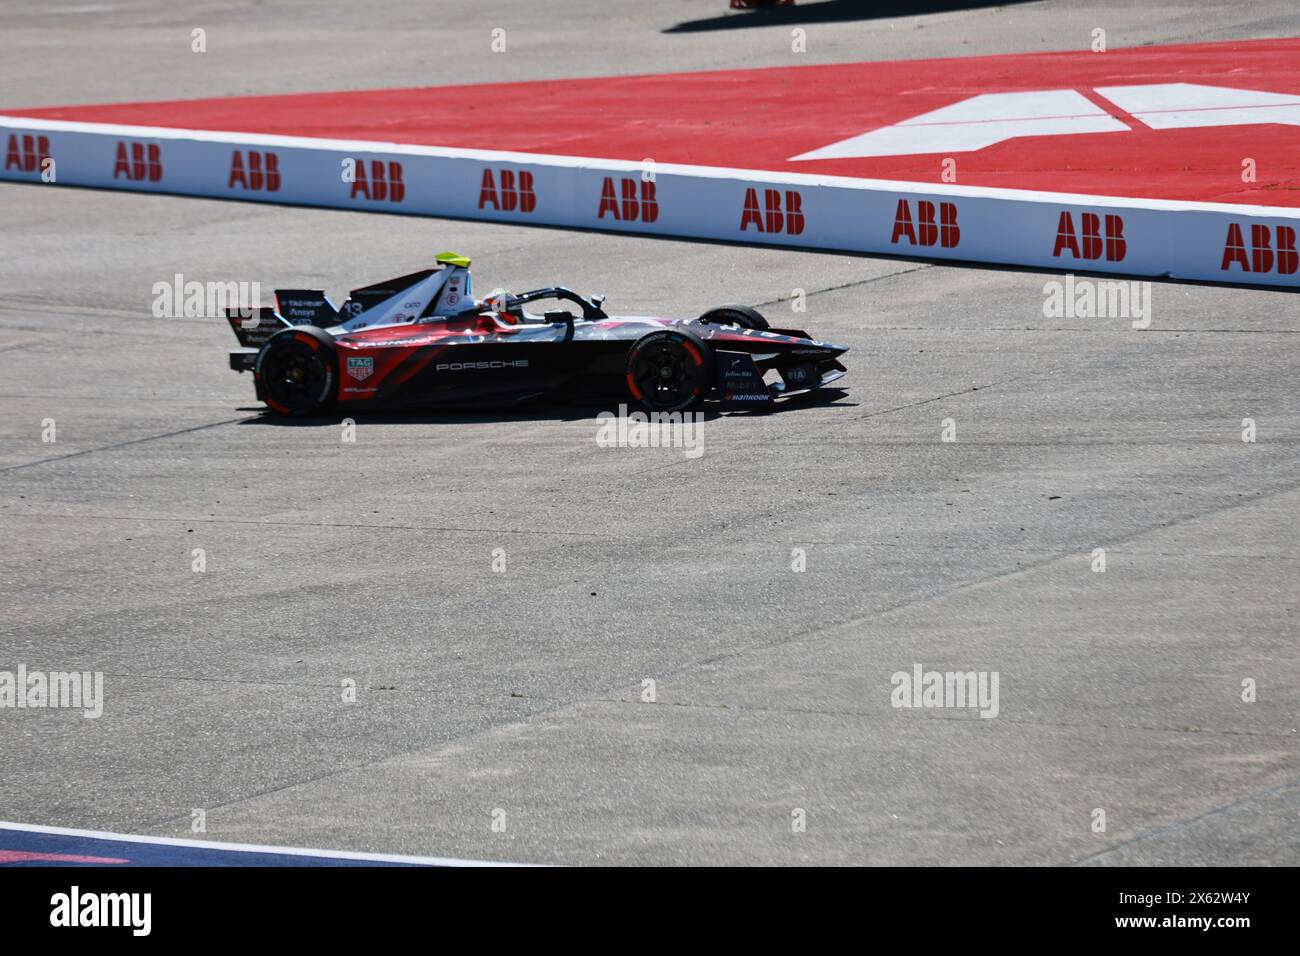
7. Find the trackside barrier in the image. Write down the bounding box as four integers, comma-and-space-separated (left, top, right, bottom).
4, 115, 1299, 288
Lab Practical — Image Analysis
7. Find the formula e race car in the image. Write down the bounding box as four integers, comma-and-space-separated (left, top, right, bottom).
225, 253, 847, 416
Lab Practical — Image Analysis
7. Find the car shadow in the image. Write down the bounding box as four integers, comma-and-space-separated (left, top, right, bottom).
235, 389, 853, 426
664, 0, 1034, 33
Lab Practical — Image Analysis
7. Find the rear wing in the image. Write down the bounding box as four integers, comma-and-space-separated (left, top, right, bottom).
224, 306, 289, 349
274, 289, 339, 326
224, 288, 339, 348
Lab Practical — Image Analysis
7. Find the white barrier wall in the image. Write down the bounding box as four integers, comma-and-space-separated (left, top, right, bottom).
4, 114, 1299, 289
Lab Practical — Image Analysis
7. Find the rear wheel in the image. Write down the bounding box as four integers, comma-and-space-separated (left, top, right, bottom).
256, 327, 337, 416
698, 305, 769, 331
625, 328, 714, 412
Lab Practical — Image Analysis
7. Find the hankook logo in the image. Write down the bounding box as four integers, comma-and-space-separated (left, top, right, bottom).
436, 359, 530, 371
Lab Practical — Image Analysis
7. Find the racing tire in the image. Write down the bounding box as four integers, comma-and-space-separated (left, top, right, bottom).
625, 327, 715, 413
255, 326, 338, 417
698, 305, 769, 331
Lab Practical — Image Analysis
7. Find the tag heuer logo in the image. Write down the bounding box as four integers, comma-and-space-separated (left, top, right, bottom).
347, 356, 374, 381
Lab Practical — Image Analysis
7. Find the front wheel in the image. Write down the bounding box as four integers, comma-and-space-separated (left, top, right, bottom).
256, 326, 338, 416
625, 328, 714, 412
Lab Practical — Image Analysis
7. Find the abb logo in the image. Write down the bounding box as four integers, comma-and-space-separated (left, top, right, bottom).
891, 200, 959, 248
1053, 211, 1126, 262
739, 188, 804, 235
1221, 223, 1298, 275
4, 133, 50, 174
478, 169, 536, 212
350, 160, 405, 202
597, 176, 658, 223
228, 150, 280, 192
113, 141, 162, 182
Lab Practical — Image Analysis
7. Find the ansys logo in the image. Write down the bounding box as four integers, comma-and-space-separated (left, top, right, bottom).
346, 356, 374, 381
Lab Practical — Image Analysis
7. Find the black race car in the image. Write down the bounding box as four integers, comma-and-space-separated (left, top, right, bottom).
226, 253, 847, 415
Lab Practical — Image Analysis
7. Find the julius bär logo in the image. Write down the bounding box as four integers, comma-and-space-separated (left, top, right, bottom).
347, 356, 374, 381
349, 159, 404, 202
228, 149, 280, 192
478, 168, 536, 212
112, 141, 162, 183
598, 176, 658, 223
4, 133, 50, 174
1053, 211, 1126, 262
891, 199, 959, 248
1221, 223, 1298, 275
739, 188, 804, 235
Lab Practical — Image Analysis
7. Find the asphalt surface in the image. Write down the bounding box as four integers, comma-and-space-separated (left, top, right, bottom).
0, 0, 1296, 866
